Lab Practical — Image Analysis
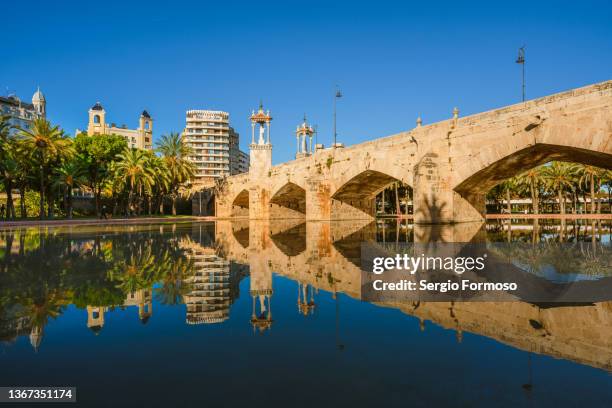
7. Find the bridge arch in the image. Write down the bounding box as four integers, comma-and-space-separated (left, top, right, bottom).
270, 182, 306, 219
231, 189, 250, 217
331, 169, 407, 218
269, 223, 307, 257
454, 143, 612, 196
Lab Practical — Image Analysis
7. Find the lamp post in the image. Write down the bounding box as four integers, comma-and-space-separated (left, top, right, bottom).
516, 46, 526, 102
333, 86, 342, 147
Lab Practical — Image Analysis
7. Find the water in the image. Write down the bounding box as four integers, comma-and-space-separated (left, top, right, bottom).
1, 219, 611, 407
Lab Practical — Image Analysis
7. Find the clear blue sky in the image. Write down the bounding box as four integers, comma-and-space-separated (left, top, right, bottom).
3, 0, 611, 164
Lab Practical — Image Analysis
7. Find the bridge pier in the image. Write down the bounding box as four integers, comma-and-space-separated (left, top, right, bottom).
305, 181, 331, 220
412, 147, 485, 224
248, 187, 270, 220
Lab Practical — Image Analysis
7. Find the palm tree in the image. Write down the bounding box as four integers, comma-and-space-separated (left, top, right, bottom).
114, 148, 156, 216
156, 132, 195, 215
603, 170, 612, 213
148, 155, 170, 215
576, 164, 603, 214
0, 114, 18, 219
19, 119, 73, 219
13, 146, 36, 219
52, 160, 86, 219
500, 178, 521, 214
542, 162, 577, 215
517, 166, 545, 214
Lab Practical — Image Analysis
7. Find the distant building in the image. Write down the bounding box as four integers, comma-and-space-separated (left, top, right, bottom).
85, 288, 153, 335
78, 102, 153, 150
0, 87, 46, 135
232, 150, 250, 175
179, 242, 246, 325
183, 109, 249, 185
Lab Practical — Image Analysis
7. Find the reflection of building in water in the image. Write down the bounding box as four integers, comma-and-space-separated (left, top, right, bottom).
250, 264, 273, 333
87, 306, 107, 334
85, 289, 153, 335
0, 304, 48, 352
297, 282, 317, 316
181, 245, 246, 325
29, 325, 44, 352
124, 289, 153, 324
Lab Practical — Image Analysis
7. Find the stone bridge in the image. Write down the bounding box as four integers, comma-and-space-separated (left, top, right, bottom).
201, 80, 612, 223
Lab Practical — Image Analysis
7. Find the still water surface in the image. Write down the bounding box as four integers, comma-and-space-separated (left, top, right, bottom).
0, 219, 611, 407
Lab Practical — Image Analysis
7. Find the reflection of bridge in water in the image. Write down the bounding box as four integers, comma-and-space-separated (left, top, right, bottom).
198, 219, 612, 371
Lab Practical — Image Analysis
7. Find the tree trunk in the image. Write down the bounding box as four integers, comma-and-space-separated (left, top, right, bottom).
381, 189, 386, 215
394, 183, 400, 216
47, 192, 54, 219
533, 184, 539, 215
39, 162, 45, 220
95, 189, 102, 218
558, 189, 565, 215
127, 188, 134, 217
19, 188, 26, 219
530, 181, 539, 215
405, 186, 409, 215
590, 174, 595, 214
67, 187, 73, 219
506, 187, 511, 214
4, 180, 15, 220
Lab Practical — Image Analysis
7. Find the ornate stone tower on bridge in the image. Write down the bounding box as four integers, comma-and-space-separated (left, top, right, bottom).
295, 115, 314, 159
248, 103, 273, 219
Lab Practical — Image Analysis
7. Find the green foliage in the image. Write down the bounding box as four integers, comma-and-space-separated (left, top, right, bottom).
75, 132, 127, 165
23, 190, 42, 216
326, 156, 333, 169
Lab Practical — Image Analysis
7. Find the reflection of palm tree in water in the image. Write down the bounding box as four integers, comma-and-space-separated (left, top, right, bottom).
413, 195, 448, 243
155, 256, 194, 306
111, 246, 160, 294
22, 289, 67, 351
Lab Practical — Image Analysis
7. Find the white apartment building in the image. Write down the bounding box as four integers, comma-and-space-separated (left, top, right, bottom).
183, 110, 249, 184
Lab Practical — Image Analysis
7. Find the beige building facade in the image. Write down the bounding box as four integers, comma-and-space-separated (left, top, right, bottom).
183, 109, 249, 185
81, 102, 153, 150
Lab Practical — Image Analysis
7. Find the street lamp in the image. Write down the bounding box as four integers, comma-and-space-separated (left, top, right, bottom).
516, 46, 526, 102
333, 85, 342, 147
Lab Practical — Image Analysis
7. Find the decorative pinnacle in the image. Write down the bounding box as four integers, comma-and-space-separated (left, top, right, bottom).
453, 107, 459, 119
416, 116, 422, 127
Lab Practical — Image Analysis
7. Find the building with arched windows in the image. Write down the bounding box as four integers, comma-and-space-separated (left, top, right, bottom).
79, 102, 153, 150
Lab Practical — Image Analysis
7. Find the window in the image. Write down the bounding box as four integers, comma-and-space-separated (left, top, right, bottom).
93, 115, 101, 124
